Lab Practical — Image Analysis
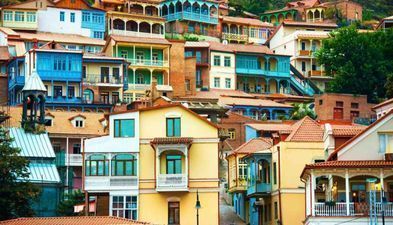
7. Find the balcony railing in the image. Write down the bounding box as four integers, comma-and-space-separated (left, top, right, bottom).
164, 12, 218, 24
314, 202, 393, 217
308, 70, 325, 76
110, 29, 165, 39
298, 50, 312, 56
8, 75, 25, 88
126, 58, 169, 68
48, 96, 82, 104
83, 74, 123, 85
196, 57, 209, 64
236, 67, 290, 78
247, 181, 272, 196
65, 154, 83, 166
85, 176, 138, 191
156, 174, 188, 191
222, 32, 248, 42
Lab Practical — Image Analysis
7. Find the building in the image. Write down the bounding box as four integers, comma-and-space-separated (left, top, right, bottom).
314, 93, 375, 123
159, 0, 220, 41
220, 16, 273, 45
84, 104, 220, 225
103, 35, 171, 102
184, 41, 210, 90
0, 46, 10, 103
372, 98, 393, 119
301, 111, 393, 225
377, 15, 393, 30
0, 216, 150, 225
269, 21, 338, 91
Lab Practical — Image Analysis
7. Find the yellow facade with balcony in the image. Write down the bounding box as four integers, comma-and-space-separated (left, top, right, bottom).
1, 9, 38, 30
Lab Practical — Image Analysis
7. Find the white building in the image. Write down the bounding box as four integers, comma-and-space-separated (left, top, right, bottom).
269, 21, 337, 92
84, 111, 140, 219
208, 42, 236, 90
373, 98, 393, 119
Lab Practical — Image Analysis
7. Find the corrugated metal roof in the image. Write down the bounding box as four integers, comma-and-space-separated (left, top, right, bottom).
22, 71, 47, 92
10, 128, 55, 158
27, 163, 60, 183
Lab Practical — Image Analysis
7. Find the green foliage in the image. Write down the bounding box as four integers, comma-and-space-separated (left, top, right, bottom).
228, 0, 268, 16
0, 128, 40, 220
386, 73, 393, 99
290, 103, 316, 120
57, 190, 85, 216
317, 26, 393, 103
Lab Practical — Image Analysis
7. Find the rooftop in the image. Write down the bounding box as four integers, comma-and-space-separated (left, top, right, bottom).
372, 98, 393, 110
285, 116, 324, 142
330, 124, 367, 137
218, 96, 293, 108
246, 122, 294, 134
14, 32, 106, 46
0, 46, 11, 61
229, 137, 273, 156
0, 216, 150, 225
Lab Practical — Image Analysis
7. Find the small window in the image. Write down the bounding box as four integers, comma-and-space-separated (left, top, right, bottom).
225, 78, 231, 89
45, 117, 53, 126
15, 12, 24, 22
224, 56, 231, 67
166, 155, 182, 174
319, 99, 323, 105
60, 11, 65, 22
112, 196, 138, 219
350, 110, 359, 120
70, 12, 75, 23
73, 143, 81, 154
75, 119, 84, 128
351, 102, 359, 109
185, 79, 191, 91
214, 77, 220, 88
168, 202, 180, 225
121, 50, 128, 59
336, 101, 344, 107
274, 202, 278, 219
273, 162, 277, 185
301, 61, 306, 72
228, 130, 235, 140
213, 55, 220, 66
114, 119, 135, 137
166, 118, 181, 137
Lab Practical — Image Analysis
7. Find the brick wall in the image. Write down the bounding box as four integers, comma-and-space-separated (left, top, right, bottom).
185, 57, 196, 96
0, 76, 7, 104
169, 40, 187, 97
336, 1, 363, 21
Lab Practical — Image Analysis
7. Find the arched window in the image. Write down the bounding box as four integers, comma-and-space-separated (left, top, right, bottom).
83, 89, 94, 103
85, 154, 108, 176
111, 154, 137, 176
136, 73, 144, 84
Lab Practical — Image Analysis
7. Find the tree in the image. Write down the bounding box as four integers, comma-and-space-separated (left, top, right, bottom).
0, 128, 39, 220
317, 26, 393, 103
386, 73, 393, 99
290, 103, 316, 120
57, 190, 85, 216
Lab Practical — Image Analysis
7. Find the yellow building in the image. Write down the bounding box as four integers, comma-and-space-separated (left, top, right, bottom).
84, 104, 219, 225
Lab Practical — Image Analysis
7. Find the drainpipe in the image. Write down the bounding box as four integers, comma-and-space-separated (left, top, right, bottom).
278, 146, 283, 224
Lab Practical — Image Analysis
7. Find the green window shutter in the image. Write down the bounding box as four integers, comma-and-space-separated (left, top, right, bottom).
379, 134, 386, 153
167, 118, 174, 137
174, 118, 181, 137
114, 120, 120, 137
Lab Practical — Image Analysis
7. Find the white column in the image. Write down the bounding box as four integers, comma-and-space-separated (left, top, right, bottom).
66, 137, 69, 189
150, 46, 153, 65
150, 70, 153, 85
306, 177, 311, 216
311, 170, 315, 216
156, 150, 160, 187
345, 170, 350, 216
184, 150, 188, 186
380, 169, 385, 202
133, 69, 136, 89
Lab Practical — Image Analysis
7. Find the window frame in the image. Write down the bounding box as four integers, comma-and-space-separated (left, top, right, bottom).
114, 119, 135, 138
225, 78, 231, 89
214, 77, 220, 88
213, 55, 220, 66
166, 117, 181, 137
70, 12, 75, 23
60, 11, 65, 22
168, 202, 180, 225
112, 195, 138, 220
111, 154, 137, 176
85, 154, 108, 176
224, 56, 231, 67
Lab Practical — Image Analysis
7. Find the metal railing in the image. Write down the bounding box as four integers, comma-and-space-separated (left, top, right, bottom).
156, 174, 187, 189
65, 154, 83, 166
163, 12, 218, 24
110, 29, 165, 39
83, 74, 123, 85
126, 58, 169, 67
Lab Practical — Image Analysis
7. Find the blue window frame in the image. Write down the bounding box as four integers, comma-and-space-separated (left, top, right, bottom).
70, 12, 75, 23
166, 155, 182, 174
93, 31, 104, 39
60, 11, 65, 21
166, 118, 181, 137
3, 11, 13, 21
82, 12, 90, 22
114, 119, 135, 137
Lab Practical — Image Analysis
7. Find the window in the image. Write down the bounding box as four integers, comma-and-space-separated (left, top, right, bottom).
166, 118, 181, 137
273, 162, 277, 185
213, 55, 220, 66
85, 154, 108, 176
301, 61, 306, 72
4, 11, 13, 21
274, 202, 278, 219
351, 102, 359, 109
75, 119, 84, 128
238, 159, 247, 179
113, 68, 120, 80
70, 12, 75, 22
225, 78, 231, 89
379, 134, 393, 153
45, 117, 53, 126
214, 77, 220, 88
82, 66, 86, 79
136, 74, 144, 84
111, 154, 137, 176
336, 101, 344, 107
166, 155, 182, 174
26, 12, 36, 22
224, 56, 231, 67
68, 86, 75, 98
73, 143, 81, 154
92, 13, 104, 24
228, 130, 235, 140
350, 111, 359, 120
136, 51, 144, 63
185, 79, 191, 91
114, 119, 135, 137
83, 89, 94, 103
168, 202, 180, 225
152, 53, 159, 64
301, 41, 306, 50
250, 28, 256, 37
54, 86, 62, 98
112, 92, 120, 104
60, 11, 65, 21
15, 12, 24, 22
121, 50, 128, 59
319, 99, 323, 105
112, 196, 137, 219
82, 12, 90, 22
93, 31, 104, 39
100, 92, 109, 104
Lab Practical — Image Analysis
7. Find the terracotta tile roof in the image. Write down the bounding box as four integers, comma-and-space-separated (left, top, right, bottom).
15, 32, 106, 46
110, 35, 171, 45
218, 96, 293, 108
0, 46, 11, 61
207, 41, 274, 54
246, 123, 294, 133
229, 137, 273, 156
285, 116, 324, 142
9, 107, 107, 137
222, 16, 273, 27
8, 41, 26, 57
0, 27, 20, 37
330, 124, 366, 137
282, 20, 338, 28
0, 216, 149, 225
221, 111, 260, 124
151, 137, 193, 145
372, 98, 393, 110
181, 89, 253, 100
305, 160, 393, 169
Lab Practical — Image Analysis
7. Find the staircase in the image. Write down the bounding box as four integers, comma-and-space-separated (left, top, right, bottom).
289, 64, 321, 96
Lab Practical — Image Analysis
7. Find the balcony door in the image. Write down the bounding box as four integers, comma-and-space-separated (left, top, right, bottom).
196, 51, 202, 63
168, 202, 180, 225
101, 67, 110, 83
166, 155, 182, 174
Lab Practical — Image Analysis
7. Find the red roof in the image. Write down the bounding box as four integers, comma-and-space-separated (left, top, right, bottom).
151, 137, 193, 145
0, 216, 149, 225
0, 46, 11, 61
331, 124, 366, 137
228, 137, 273, 156
305, 160, 393, 169
285, 116, 324, 142
372, 98, 393, 110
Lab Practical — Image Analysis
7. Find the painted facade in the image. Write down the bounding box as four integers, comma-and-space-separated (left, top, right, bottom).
210, 50, 236, 90
84, 104, 220, 225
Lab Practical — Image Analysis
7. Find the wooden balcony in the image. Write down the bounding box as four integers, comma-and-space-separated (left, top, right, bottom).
222, 32, 248, 42
298, 50, 312, 56
308, 70, 325, 76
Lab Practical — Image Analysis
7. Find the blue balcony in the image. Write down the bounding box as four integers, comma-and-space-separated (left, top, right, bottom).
9, 75, 25, 89
48, 96, 82, 104
81, 10, 105, 32
244, 153, 272, 197
236, 55, 290, 78
38, 70, 82, 82
247, 182, 272, 196
160, 0, 219, 24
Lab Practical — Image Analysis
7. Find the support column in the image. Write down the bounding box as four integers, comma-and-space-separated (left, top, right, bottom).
156, 150, 160, 188
66, 137, 69, 191
150, 46, 153, 65
276, 79, 280, 94
150, 70, 153, 86
265, 79, 270, 94
380, 169, 385, 202
133, 45, 136, 64
345, 170, 350, 216
268, 109, 273, 120
66, 80, 69, 100
51, 80, 54, 102
311, 170, 315, 216
133, 69, 136, 89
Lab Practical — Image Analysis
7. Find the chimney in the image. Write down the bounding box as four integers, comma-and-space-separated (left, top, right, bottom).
150, 77, 158, 101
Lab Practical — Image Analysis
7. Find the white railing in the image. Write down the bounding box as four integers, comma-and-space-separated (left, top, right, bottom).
65, 154, 83, 166
85, 176, 138, 191
126, 58, 169, 68
156, 174, 187, 190
110, 29, 165, 39
376, 202, 393, 216
110, 176, 138, 187
314, 202, 354, 216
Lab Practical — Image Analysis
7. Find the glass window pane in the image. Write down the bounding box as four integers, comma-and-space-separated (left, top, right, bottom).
126, 161, 132, 176
174, 118, 181, 136
117, 161, 124, 175
91, 161, 97, 175
167, 161, 174, 174
114, 120, 120, 137
175, 159, 182, 174
167, 119, 174, 137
